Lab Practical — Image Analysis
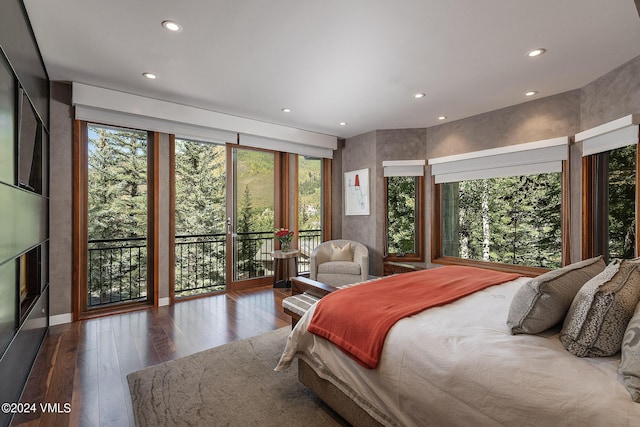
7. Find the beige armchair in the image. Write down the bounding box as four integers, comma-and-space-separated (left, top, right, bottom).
309, 240, 369, 287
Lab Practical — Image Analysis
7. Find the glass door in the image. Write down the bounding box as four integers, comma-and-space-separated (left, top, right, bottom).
226, 146, 276, 290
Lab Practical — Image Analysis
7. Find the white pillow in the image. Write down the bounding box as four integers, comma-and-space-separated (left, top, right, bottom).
329, 242, 352, 261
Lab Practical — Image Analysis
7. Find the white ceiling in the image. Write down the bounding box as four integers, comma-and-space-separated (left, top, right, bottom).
23, 0, 640, 139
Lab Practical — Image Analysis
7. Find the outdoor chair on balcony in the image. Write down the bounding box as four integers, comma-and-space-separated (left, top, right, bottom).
309, 240, 369, 287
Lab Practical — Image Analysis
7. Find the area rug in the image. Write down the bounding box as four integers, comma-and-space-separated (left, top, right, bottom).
127, 327, 346, 426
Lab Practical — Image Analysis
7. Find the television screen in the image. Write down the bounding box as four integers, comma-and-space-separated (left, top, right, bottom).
17, 89, 41, 193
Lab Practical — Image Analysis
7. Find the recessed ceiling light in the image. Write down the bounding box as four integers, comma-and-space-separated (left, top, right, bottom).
438, 116, 447, 121
281, 108, 291, 113
142, 72, 157, 79
525, 90, 538, 97
414, 93, 426, 99
527, 48, 546, 57
339, 122, 348, 126
162, 20, 182, 32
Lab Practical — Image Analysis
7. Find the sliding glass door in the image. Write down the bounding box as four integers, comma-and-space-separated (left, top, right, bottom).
226, 146, 276, 289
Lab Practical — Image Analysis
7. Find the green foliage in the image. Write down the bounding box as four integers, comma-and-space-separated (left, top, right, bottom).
386, 176, 417, 254
87, 126, 148, 240
298, 157, 322, 231
174, 139, 226, 234
443, 173, 562, 268
607, 145, 636, 259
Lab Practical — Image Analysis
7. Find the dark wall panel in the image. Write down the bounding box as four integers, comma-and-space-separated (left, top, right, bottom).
0, 285, 48, 427
0, 0, 49, 130
0, 261, 16, 359
0, 53, 16, 186
0, 183, 48, 264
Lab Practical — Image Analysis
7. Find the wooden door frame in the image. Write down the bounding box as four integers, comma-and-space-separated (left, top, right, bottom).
72, 120, 159, 320
225, 143, 284, 291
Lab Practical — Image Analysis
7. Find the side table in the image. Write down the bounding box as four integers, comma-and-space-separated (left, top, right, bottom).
272, 249, 300, 288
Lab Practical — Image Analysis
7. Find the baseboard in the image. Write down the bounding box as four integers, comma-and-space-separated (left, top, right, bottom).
159, 297, 170, 307
49, 313, 73, 326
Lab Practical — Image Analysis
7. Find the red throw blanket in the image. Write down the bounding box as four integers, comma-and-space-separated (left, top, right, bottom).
307, 266, 521, 369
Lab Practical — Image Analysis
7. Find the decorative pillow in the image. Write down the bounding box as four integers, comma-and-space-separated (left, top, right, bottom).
507, 256, 605, 334
560, 260, 640, 357
619, 303, 640, 402
329, 242, 352, 262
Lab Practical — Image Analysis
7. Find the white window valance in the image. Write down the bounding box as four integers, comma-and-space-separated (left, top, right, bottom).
428, 137, 569, 184
382, 160, 425, 177
575, 114, 639, 157
72, 82, 337, 156
238, 133, 333, 159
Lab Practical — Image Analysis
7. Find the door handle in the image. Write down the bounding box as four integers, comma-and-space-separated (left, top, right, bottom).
227, 217, 232, 235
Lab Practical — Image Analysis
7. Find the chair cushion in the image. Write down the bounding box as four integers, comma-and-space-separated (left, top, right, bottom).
317, 261, 361, 275
329, 242, 353, 261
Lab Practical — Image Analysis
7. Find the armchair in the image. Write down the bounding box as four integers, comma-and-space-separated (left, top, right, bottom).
309, 240, 369, 287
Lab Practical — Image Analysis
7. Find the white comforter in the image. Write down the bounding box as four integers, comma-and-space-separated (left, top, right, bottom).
276, 277, 640, 426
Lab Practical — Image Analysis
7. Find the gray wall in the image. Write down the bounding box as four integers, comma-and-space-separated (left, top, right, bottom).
340, 54, 640, 271
340, 131, 377, 275
49, 82, 73, 316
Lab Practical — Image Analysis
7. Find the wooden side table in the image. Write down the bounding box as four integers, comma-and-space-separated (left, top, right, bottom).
272, 249, 300, 288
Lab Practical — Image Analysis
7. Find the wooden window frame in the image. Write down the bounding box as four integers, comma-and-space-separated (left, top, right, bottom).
383, 175, 425, 263
73, 120, 159, 320
431, 162, 570, 277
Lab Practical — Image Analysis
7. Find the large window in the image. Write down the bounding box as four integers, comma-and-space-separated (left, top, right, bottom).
385, 176, 424, 260
174, 139, 226, 297
583, 144, 638, 261
430, 138, 568, 273
440, 173, 562, 269
84, 124, 154, 311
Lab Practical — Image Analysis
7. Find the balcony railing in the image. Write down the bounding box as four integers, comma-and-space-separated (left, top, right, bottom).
87, 229, 323, 306
87, 237, 147, 307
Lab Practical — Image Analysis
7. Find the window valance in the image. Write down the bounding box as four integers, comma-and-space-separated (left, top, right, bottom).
382, 160, 425, 177
72, 82, 337, 157
428, 137, 569, 184
576, 114, 639, 157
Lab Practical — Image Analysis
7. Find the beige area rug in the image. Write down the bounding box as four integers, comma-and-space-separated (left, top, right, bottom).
127, 327, 347, 427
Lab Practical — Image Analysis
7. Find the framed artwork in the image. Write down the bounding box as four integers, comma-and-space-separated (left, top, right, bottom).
344, 168, 370, 215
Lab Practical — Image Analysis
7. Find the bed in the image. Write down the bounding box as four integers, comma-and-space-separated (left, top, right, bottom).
275, 265, 640, 426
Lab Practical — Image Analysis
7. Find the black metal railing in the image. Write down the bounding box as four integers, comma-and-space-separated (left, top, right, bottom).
87, 229, 324, 306
297, 229, 321, 273
87, 237, 147, 307
175, 233, 226, 297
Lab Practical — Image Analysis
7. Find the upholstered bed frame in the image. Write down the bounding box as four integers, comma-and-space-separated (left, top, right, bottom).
298, 360, 383, 427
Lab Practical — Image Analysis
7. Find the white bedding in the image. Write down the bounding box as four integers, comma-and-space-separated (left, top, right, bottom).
276, 277, 640, 426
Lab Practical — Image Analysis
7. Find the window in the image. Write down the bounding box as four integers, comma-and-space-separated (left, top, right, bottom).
173, 138, 226, 297
74, 121, 158, 319
430, 138, 569, 273
382, 160, 425, 262
80, 123, 156, 313
583, 144, 638, 261
579, 115, 639, 262
385, 175, 424, 260
439, 173, 562, 269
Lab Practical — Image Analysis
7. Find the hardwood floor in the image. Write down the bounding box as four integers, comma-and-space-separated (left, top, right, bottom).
11, 286, 291, 427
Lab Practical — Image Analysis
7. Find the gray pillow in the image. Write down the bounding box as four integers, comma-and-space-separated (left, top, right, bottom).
560, 260, 640, 357
507, 256, 605, 334
619, 303, 640, 402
